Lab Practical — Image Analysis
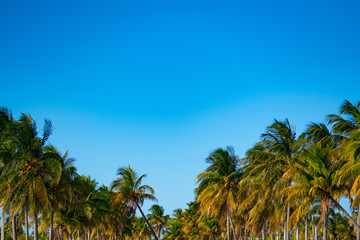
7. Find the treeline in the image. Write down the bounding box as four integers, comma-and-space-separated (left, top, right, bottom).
3, 100, 360, 240
161, 100, 360, 240
0, 109, 165, 240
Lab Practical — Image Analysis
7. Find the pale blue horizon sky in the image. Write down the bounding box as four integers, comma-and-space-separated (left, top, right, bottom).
1, 0, 360, 214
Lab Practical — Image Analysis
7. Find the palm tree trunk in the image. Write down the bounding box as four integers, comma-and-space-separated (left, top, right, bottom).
227, 206, 231, 240
323, 206, 328, 240
228, 205, 237, 240
283, 223, 286, 240
69, 227, 73, 240
305, 216, 308, 240
57, 229, 61, 240
296, 225, 299, 240
262, 224, 266, 240
135, 202, 158, 240
1, 207, 4, 240
25, 209, 29, 240
97, 227, 99, 240
286, 204, 290, 240
157, 227, 161, 239
329, 195, 360, 230
34, 214, 39, 240
12, 215, 17, 240
314, 224, 318, 240
88, 227, 91, 240
49, 210, 54, 240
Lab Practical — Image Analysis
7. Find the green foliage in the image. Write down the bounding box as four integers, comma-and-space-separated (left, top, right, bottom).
2, 100, 360, 240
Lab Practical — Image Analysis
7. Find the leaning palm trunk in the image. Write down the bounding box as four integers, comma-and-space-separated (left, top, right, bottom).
1, 207, 4, 240
34, 214, 39, 240
329, 196, 360, 230
12, 215, 17, 240
135, 201, 158, 240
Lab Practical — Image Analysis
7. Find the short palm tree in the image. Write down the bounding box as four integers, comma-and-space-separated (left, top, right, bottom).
111, 166, 158, 240
147, 204, 169, 239
43, 145, 77, 240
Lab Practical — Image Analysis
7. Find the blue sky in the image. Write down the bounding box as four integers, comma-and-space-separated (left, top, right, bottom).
1, 0, 360, 214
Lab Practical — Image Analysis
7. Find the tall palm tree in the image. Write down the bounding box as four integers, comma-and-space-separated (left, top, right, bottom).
111, 166, 158, 240
260, 119, 302, 240
195, 146, 242, 240
11, 114, 60, 240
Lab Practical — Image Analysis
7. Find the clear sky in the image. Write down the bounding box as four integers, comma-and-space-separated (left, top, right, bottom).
1, 0, 360, 214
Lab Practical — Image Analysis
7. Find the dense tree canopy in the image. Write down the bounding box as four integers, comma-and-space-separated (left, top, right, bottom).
2, 100, 360, 240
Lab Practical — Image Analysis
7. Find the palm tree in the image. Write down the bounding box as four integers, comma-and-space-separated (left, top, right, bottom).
111, 166, 158, 240
329, 100, 360, 240
284, 137, 360, 240
182, 202, 202, 239
162, 209, 186, 240
260, 119, 302, 240
147, 204, 169, 239
240, 142, 280, 238
43, 145, 78, 240
11, 114, 59, 240
195, 146, 242, 240
198, 215, 221, 240
0, 113, 59, 240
